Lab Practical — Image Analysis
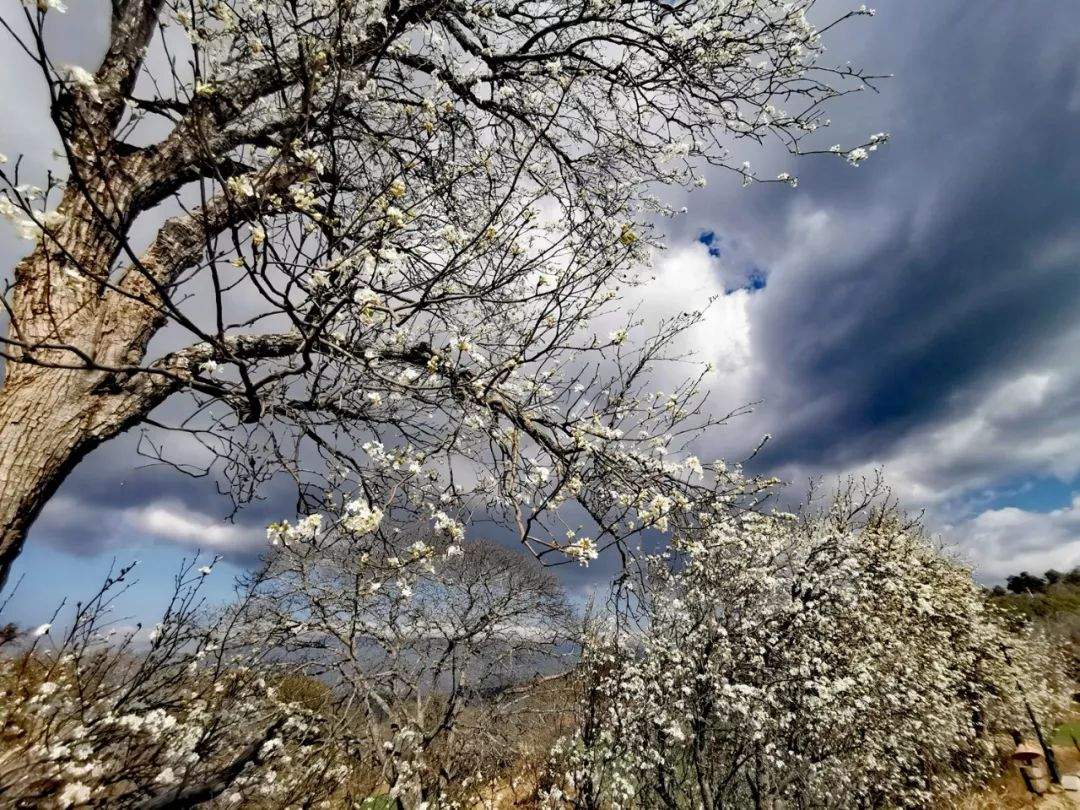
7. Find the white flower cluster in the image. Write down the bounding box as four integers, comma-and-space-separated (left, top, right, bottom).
0, 562, 352, 807
343, 498, 383, 535
432, 510, 465, 543
563, 534, 598, 566
266, 512, 323, 545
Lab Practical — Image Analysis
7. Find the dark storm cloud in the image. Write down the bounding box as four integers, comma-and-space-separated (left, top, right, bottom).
30, 425, 279, 567
665, 0, 1080, 483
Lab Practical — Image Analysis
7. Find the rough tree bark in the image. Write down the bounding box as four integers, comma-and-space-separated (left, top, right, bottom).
0, 12, 301, 586
0, 0, 178, 587
0, 187, 304, 588
0, 367, 157, 586
0, 193, 174, 588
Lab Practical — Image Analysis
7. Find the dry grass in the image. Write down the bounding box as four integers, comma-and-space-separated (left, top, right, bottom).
957, 745, 1080, 809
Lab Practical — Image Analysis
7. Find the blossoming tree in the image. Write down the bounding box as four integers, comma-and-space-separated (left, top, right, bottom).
545, 483, 1071, 809
0, 559, 354, 808
0, 0, 886, 583
249, 517, 573, 804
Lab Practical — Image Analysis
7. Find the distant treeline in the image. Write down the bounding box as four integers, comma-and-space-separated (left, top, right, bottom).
989, 571, 1080, 676
993, 568, 1080, 596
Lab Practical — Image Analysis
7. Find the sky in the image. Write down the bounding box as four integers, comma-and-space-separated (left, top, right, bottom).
2, 0, 1080, 625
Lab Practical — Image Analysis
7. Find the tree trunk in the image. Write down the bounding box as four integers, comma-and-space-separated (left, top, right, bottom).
0, 159, 172, 589
0, 1, 201, 589
0, 370, 91, 588
0, 366, 170, 591
0, 365, 143, 590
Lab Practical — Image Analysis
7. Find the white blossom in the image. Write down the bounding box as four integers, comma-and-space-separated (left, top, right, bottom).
57, 783, 90, 807
62, 65, 101, 102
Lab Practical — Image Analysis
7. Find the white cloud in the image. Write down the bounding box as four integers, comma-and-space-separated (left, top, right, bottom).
649, 242, 755, 376
36, 495, 261, 556
128, 503, 249, 550
738, 343, 1080, 582
946, 495, 1080, 582
820, 366, 1080, 509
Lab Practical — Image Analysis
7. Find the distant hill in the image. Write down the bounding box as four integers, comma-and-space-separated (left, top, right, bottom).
988, 568, 1080, 684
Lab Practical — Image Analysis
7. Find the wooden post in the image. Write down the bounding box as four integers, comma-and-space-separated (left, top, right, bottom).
1002, 643, 1061, 785
1026, 702, 1061, 785
1018, 766, 1040, 795
1011, 731, 1040, 794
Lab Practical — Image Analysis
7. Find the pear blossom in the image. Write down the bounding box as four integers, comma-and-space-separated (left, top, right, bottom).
548, 486, 1070, 808
57, 783, 90, 807
0, 0, 893, 599
62, 65, 101, 102
343, 500, 383, 535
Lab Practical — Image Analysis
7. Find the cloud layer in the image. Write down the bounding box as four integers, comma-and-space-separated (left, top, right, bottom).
640, 0, 1080, 580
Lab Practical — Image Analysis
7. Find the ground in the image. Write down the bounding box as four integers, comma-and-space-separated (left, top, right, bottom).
960, 728, 1080, 809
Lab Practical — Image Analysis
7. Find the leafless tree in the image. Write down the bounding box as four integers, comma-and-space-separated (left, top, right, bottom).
0, 0, 886, 583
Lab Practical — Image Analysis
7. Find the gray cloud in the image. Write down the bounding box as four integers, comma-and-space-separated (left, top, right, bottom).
639, 0, 1080, 578
944, 496, 1080, 582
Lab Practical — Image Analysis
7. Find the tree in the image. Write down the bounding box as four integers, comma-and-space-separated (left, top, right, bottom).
0, 559, 357, 807
546, 483, 1070, 809
246, 517, 574, 805
1007, 571, 1047, 594
0, 0, 885, 584
0, 516, 574, 806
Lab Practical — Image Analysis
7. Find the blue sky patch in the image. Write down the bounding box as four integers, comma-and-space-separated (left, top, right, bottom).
698, 230, 722, 258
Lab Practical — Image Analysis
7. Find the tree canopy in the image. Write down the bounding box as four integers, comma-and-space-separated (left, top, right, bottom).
0, 0, 884, 583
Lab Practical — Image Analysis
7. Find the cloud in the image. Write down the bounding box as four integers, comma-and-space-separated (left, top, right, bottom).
638, 0, 1080, 579
34, 491, 265, 561
947, 496, 1080, 582
128, 502, 251, 550
647, 241, 756, 377
767, 350, 1080, 509
5, 0, 1080, 589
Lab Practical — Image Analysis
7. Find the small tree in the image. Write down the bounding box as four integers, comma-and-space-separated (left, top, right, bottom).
245, 511, 573, 804
0, 0, 885, 583
1007, 571, 1047, 594
0, 517, 576, 806
547, 483, 1070, 809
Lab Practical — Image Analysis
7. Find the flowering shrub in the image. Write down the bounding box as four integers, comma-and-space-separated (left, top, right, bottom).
0, 560, 354, 808
2, 484, 1073, 808
0, 514, 573, 807
546, 484, 1071, 809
